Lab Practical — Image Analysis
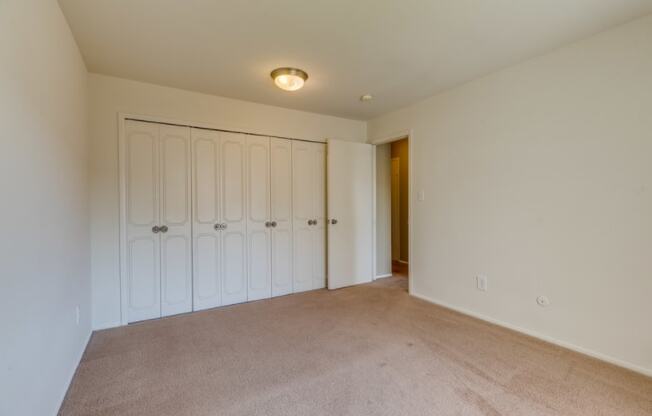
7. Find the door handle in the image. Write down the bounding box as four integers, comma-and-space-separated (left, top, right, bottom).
265, 221, 272, 228
312, 219, 318, 225
307, 219, 314, 226
330, 219, 338, 225
152, 226, 160, 233
159, 225, 168, 233
271, 221, 277, 227
214, 223, 227, 231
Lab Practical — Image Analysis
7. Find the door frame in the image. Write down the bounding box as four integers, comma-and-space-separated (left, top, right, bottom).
118, 112, 326, 326
369, 129, 414, 296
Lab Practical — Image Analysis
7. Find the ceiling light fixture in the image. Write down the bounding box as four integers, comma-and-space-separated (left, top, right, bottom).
271, 67, 308, 91
360, 94, 373, 102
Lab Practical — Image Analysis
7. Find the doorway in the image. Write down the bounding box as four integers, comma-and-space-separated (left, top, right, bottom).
375, 136, 409, 286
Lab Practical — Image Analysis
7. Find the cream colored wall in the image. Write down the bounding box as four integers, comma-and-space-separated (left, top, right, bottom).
375, 144, 392, 277
0, 1, 91, 414
89, 74, 367, 329
368, 15, 652, 375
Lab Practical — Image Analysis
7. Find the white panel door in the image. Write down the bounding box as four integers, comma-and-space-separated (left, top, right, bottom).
311, 143, 326, 290
159, 125, 193, 317
292, 141, 315, 293
246, 135, 272, 301
327, 139, 374, 290
270, 138, 293, 296
221, 133, 248, 305
125, 120, 161, 323
191, 128, 222, 311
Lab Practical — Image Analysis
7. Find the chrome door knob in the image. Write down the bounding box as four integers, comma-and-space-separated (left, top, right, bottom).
152, 226, 160, 233
221, 223, 227, 229
159, 225, 168, 233
214, 223, 221, 231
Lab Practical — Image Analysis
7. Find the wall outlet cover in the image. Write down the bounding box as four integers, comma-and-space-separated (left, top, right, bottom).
476, 275, 488, 291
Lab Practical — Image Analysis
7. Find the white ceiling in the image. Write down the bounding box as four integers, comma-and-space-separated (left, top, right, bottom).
58, 0, 652, 120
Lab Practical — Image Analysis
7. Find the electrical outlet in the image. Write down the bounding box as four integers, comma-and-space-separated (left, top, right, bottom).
476, 275, 488, 291
75, 306, 80, 325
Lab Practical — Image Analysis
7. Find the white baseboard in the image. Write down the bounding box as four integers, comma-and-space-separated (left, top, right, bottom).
93, 320, 122, 331
410, 292, 652, 378
375, 273, 393, 280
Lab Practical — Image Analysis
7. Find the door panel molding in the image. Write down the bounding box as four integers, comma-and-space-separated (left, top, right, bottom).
222, 231, 247, 303
160, 130, 190, 226
193, 138, 219, 225
271, 138, 293, 296
159, 125, 192, 317
127, 236, 160, 320
221, 133, 248, 306
246, 135, 271, 301
292, 141, 326, 293
191, 128, 222, 311
126, 124, 158, 227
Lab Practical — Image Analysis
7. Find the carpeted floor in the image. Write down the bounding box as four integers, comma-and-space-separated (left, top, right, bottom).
60, 276, 652, 416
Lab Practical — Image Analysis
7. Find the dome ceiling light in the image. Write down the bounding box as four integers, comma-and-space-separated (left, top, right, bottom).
270, 67, 308, 91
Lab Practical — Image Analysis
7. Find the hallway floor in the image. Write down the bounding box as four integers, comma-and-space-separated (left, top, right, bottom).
392, 260, 408, 279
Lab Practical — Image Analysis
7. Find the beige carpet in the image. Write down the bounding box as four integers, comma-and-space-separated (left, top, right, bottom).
60, 276, 652, 416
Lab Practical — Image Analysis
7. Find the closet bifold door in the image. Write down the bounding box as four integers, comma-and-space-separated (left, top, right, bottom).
246, 135, 272, 301
124, 120, 192, 322
311, 143, 326, 290
270, 138, 293, 297
191, 128, 222, 311
159, 125, 193, 317
220, 132, 248, 306
292, 140, 315, 293
125, 120, 161, 322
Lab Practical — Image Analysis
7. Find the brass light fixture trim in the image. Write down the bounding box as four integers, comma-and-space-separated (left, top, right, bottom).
271, 67, 309, 91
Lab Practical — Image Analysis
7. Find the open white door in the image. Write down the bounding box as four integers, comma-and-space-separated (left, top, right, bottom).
327, 139, 374, 289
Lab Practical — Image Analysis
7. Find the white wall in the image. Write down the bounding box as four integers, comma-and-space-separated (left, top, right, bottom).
375, 144, 392, 277
0, 1, 91, 415
368, 15, 652, 375
89, 74, 367, 329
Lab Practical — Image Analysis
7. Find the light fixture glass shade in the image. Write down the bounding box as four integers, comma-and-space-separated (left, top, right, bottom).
271, 67, 308, 91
